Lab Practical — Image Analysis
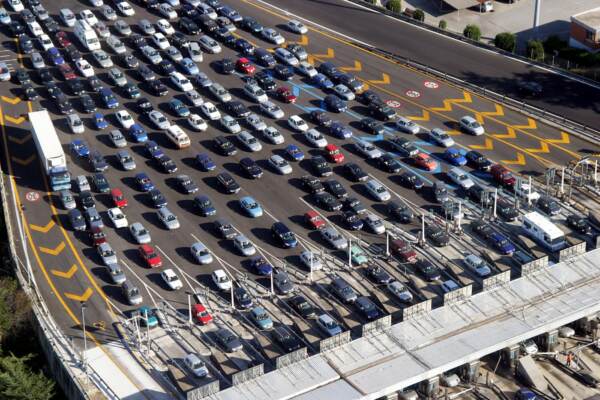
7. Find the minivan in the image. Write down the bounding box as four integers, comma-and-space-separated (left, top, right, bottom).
166, 125, 190, 148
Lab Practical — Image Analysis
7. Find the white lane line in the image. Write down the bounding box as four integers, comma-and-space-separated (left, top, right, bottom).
120, 260, 162, 310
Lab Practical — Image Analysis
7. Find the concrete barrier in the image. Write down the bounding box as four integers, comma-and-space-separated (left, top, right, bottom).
482, 270, 511, 291
521, 256, 549, 276
443, 284, 473, 306
187, 381, 219, 400
231, 364, 264, 386
319, 331, 351, 353
361, 315, 392, 337
558, 241, 586, 262
276, 347, 308, 369
402, 299, 432, 321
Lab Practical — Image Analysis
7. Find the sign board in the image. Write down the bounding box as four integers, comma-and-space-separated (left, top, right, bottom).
521, 256, 549, 276
231, 364, 264, 386
402, 299, 432, 321
482, 270, 511, 291
25, 191, 39, 202
443, 284, 473, 306
558, 241, 586, 262
405, 90, 420, 98
385, 99, 402, 108
276, 347, 308, 369
319, 331, 351, 353
362, 315, 392, 337
424, 81, 439, 89
187, 381, 220, 400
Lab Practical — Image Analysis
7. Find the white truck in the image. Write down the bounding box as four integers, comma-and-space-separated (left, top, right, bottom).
74, 20, 100, 51
30, 110, 71, 191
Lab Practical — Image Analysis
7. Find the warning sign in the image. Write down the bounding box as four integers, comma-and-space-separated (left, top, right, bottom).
424, 81, 439, 89
25, 192, 40, 202
385, 100, 402, 108
405, 90, 421, 98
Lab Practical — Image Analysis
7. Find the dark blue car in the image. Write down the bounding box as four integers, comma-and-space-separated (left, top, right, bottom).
144, 140, 164, 160
99, 88, 118, 109
128, 124, 148, 143
69, 139, 89, 158
488, 232, 516, 255
196, 153, 216, 171
271, 222, 298, 248
443, 148, 467, 166
135, 172, 154, 192
312, 73, 334, 89
47, 47, 64, 65
329, 121, 353, 139
285, 144, 304, 161
250, 256, 273, 275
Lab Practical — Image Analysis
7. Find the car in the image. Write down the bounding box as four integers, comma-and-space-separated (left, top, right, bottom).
148, 111, 170, 131
386, 201, 413, 223
235, 131, 261, 152
425, 224, 450, 247
368, 102, 396, 120
217, 172, 240, 194
225, 101, 250, 118
297, 60, 318, 78
79, 191, 96, 211
115, 20, 131, 36
355, 296, 380, 320
329, 122, 353, 139
214, 328, 242, 353
345, 163, 368, 182
285, 144, 304, 161
196, 153, 216, 171
274, 86, 297, 103
272, 64, 294, 81
92, 173, 110, 193
459, 115, 485, 135
247, 255, 272, 276
317, 314, 342, 337
141, 46, 163, 65
407, 152, 436, 172
233, 286, 253, 309
176, 175, 198, 194
192, 195, 215, 216
301, 175, 325, 195
262, 28, 285, 44
70, 139, 89, 157
343, 210, 363, 230
151, 32, 170, 50
58, 64, 76, 80
396, 116, 420, 134
262, 126, 284, 144
366, 179, 391, 201
415, 259, 441, 281
156, 155, 177, 173
566, 214, 592, 234
184, 90, 204, 108
88, 150, 109, 172
490, 164, 516, 188
333, 84, 355, 101
200, 102, 221, 121
250, 306, 273, 330
135, 172, 154, 192
520, 340, 538, 355
286, 43, 307, 61
138, 19, 155, 35
359, 117, 385, 135
128, 222, 150, 244
161, 268, 182, 290
273, 271, 294, 294
107, 207, 128, 228
287, 115, 308, 132
94, 21, 110, 38
107, 36, 126, 54
463, 254, 492, 277
233, 234, 255, 257
304, 210, 326, 230
377, 153, 402, 173
218, 57, 235, 74
429, 128, 455, 147
166, 46, 182, 63
310, 156, 333, 177
148, 188, 167, 208
244, 113, 266, 132
274, 47, 299, 67
304, 129, 328, 148
320, 226, 347, 250
255, 71, 277, 90
235, 57, 255, 74
208, 83, 232, 103
179, 58, 199, 76
98, 243, 117, 266
287, 19, 308, 34
91, 50, 113, 69
514, 389, 537, 400
128, 124, 147, 143
272, 222, 298, 248
269, 155, 292, 175
100, 88, 119, 108
183, 353, 208, 378
253, 48, 275, 67
487, 231, 515, 255
272, 326, 301, 353
325, 144, 344, 164
443, 148, 467, 166
122, 281, 142, 305
157, 207, 179, 230
387, 281, 413, 303
447, 167, 474, 190
323, 179, 348, 199
168, 99, 190, 117
536, 195, 560, 216
324, 94, 347, 113
75, 175, 91, 193
196, 36, 220, 55
237, 157, 262, 179
115, 1, 135, 16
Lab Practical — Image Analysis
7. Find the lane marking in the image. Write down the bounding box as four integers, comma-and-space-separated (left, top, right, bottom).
38, 241, 65, 256
367, 72, 390, 85
546, 132, 570, 144
492, 126, 516, 139
4, 114, 25, 124
1, 96, 20, 105
512, 117, 537, 130
294, 35, 309, 46
339, 60, 362, 72
64, 287, 93, 302
525, 142, 550, 154
430, 91, 472, 111
469, 138, 493, 151
476, 104, 504, 124
8, 132, 31, 144
307, 47, 334, 64
51, 264, 78, 279
11, 154, 35, 165
407, 110, 430, 121
501, 153, 526, 166
29, 220, 55, 233
25, 191, 40, 202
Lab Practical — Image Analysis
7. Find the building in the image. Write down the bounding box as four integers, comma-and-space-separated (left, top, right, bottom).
570, 7, 600, 52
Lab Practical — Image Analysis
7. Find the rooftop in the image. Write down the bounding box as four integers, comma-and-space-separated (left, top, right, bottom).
572, 7, 600, 31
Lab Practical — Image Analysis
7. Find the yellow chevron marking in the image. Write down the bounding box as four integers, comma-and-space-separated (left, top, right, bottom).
294, 35, 309, 46
430, 91, 472, 112
407, 110, 430, 121
11, 154, 36, 166
29, 220, 55, 233
526, 142, 550, 154
475, 104, 504, 124
501, 153, 526, 166
469, 138, 493, 151
1, 96, 21, 105
546, 132, 570, 144
39, 241, 65, 256
513, 118, 537, 130
8, 133, 31, 145
493, 127, 517, 139
339, 61, 362, 72
4, 115, 25, 124
367, 73, 390, 85
51, 264, 78, 279
307, 48, 335, 64
64, 288, 93, 302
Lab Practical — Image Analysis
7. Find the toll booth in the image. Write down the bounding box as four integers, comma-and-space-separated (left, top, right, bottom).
576, 315, 598, 336
503, 344, 520, 370
538, 329, 559, 352
462, 360, 481, 383
418, 376, 439, 398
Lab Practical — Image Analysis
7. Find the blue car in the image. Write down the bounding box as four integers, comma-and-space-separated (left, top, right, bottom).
329, 121, 353, 139
250, 306, 273, 330
93, 112, 108, 129
135, 172, 154, 192
179, 57, 199, 75
169, 99, 190, 117
99, 88, 119, 109
194, 195, 217, 216
196, 153, 216, 171
250, 256, 272, 275
69, 139, 89, 157
488, 232, 515, 255
47, 47, 64, 65
138, 306, 158, 328
312, 73, 334, 89
285, 144, 304, 161
515, 389, 536, 400
443, 148, 467, 166
128, 123, 148, 142
271, 222, 298, 248
240, 196, 263, 218
144, 140, 164, 159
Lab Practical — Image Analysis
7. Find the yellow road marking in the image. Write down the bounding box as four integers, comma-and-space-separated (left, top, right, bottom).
307, 48, 334, 64
501, 153, 526, 166
294, 35, 309, 46
430, 91, 472, 111
526, 141, 550, 154
8, 132, 31, 145
446, 130, 461, 136
492, 127, 517, 139
512, 117, 537, 130
29, 220, 55, 233
51, 264, 78, 279
11, 154, 36, 166
340, 60, 362, 72
1, 96, 21, 105
546, 132, 570, 144
367, 72, 390, 85
407, 110, 430, 121
469, 138, 494, 151
476, 104, 504, 124
4, 114, 25, 124
38, 241, 65, 256
64, 287, 93, 302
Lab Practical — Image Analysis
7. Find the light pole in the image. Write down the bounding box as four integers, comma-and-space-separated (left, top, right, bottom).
186, 292, 192, 325
309, 252, 314, 282
80, 302, 88, 372
385, 232, 390, 257
230, 283, 235, 309
347, 239, 352, 268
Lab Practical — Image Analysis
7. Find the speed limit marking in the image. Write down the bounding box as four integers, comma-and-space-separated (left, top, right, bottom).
405, 90, 421, 98
385, 100, 402, 108
424, 81, 439, 89
25, 191, 40, 202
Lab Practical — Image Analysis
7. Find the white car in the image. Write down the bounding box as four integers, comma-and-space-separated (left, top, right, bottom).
287, 19, 308, 34
200, 102, 220, 120
304, 129, 327, 148
148, 110, 170, 130
8, 0, 24, 12
75, 59, 94, 77
365, 179, 391, 201
459, 115, 484, 135
60, 8, 76, 26
188, 114, 207, 131
515, 182, 541, 203
220, 115, 241, 134
100, 5, 117, 21
138, 19, 155, 34
170, 72, 193, 92
300, 250, 322, 270
259, 101, 284, 119
269, 155, 292, 175
115, 110, 134, 129
37, 34, 53, 51
184, 354, 208, 378
151, 32, 170, 50
91, 50, 113, 68
396, 116, 420, 134
28, 21, 43, 37
212, 269, 231, 291
191, 242, 213, 264
187, 42, 204, 62
333, 84, 355, 101
107, 207, 128, 228
115, 1, 135, 16
107, 36, 127, 54
31, 52, 45, 69
89, 0, 103, 7
355, 139, 382, 159
387, 281, 413, 303
98, 243, 118, 265
184, 90, 203, 107
114, 20, 132, 36
165, 45, 182, 62
447, 167, 474, 190
288, 115, 308, 132
237, 131, 262, 152
233, 234, 256, 256
197, 3, 217, 19
198, 35, 221, 54
157, 207, 180, 230
262, 126, 284, 144
109, 129, 127, 147
261, 28, 285, 45
76, 175, 91, 192
161, 268, 183, 290
0, 62, 9, 81
297, 61, 317, 78
429, 128, 455, 147
79, 9, 98, 26
364, 213, 385, 234
520, 340, 538, 355
243, 83, 268, 103
94, 21, 111, 38
463, 254, 492, 278
67, 114, 84, 134
129, 222, 151, 244
246, 113, 267, 132
158, 3, 177, 20
274, 47, 299, 67
156, 19, 175, 35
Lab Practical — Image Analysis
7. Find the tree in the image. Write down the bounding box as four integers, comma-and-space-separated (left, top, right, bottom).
438, 20, 447, 30
494, 32, 516, 52
463, 24, 481, 41
386, 0, 401, 13
412, 8, 425, 22
527, 39, 545, 61
0, 353, 55, 400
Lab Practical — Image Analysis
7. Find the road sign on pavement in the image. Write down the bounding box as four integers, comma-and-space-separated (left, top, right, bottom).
424, 81, 439, 89
25, 191, 39, 202
405, 90, 420, 98
385, 100, 401, 108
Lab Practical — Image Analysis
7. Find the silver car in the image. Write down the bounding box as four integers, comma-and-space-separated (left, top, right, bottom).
117, 150, 136, 170
85, 207, 104, 230
320, 226, 347, 250
92, 49, 113, 68
109, 129, 127, 148
463, 254, 491, 277
237, 131, 262, 152
98, 242, 118, 265
107, 36, 126, 54
233, 234, 256, 257
59, 189, 76, 210
269, 155, 292, 175
365, 179, 391, 201
141, 46, 162, 65
122, 281, 142, 305
149, 110, 170, 130
100, 5, 117, 20
184, 90, 203, 106
157, 207, 179, 230
165, 46, 182, 62
114, 19, 131, 36
387, 281, 413, 303
106, 263, 126, 284
245, 113, 266, 131
76, 175, 91, 192
198, 35, 221, 54
129, 222, 151, 244
429, 128, 455, 147
274, 47, 298, 66
259, 101, 284, 119
300, 250, 322, 270
262, 126, 284, 144
221, 115, 241, 134
208, 83, 231, 102
396, 116, 419, 134
139, 18, 155, 34
459, 115, 484, 136
333, 84, 355, 101
109, 67, 127, 87
363, 213, 385, 234
191, 242, 213, 264
355, 139, 382, 159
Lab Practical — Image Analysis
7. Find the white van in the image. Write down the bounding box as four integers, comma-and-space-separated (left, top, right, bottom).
166, 125, 190, 149
27, 21, 43, 36
59, 8, 75, 27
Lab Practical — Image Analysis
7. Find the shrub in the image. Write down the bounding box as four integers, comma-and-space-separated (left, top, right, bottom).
526, 39, 545, 61
386, 0, 401, 12
494, 32, 516, 52
438, 20, 447, 30
413, 8, 425, 22
463, 24, 481, 41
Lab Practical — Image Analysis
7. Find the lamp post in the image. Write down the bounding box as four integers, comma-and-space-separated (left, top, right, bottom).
186, 292, 192, 325
80, 301, 88, 372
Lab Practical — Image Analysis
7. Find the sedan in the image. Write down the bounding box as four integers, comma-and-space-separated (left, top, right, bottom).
269, 155, 292, 175
190, 242, 213, 265
444, 148, 467, 166
429, 128, 455, 147
324, 94, 347, 112
285, 144, 304, 161
176, 175, 198, 194
239, 196, 263, 218
107, 207, 128, 228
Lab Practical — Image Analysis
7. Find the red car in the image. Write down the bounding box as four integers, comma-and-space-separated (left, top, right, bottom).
390, 239, 417, 263
275, 87, 296, 103
89, 227, 107, 247
139, 244, 162, 268
304, 210, 326, 230
111, 188, 128, 208
490, 164, 516, 188
325, 144, 344, 163
236, 57, 255, 74
413, 152, 437, 171
58, 63, 76, 80
192, 303, 213, 325
55, 31, 71, 48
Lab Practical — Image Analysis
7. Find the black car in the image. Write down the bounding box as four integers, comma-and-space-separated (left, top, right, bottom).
345, 163, 368, 182
64, 44, 81, 61
119, 54, 139, 69
272, 64, 293, 80
213, 136, 237, 156
56, 95, 74, 114
470, 220, 494, 239
214, 218, 236, 239
148, 80, 168, 96
496, 199, 518, 222
88, 150, 108, 172
254, 48, 276, 68
37, 67, 53, 84
317, 61, 339, 79
216, 28, 234, 43
415, 259, 441, 281
157, 155, 178, 173
377, 154, 402, 173
344, 197, 367, 214
179, 17, 200, 34
225, 101, 250, 118
215, 328, 243, 353
310, 156, 333, 177
465, 150, 493, 171
45, 82, 62, 98
22, 83, 38, 101
217, 172, 240, 194
360, 117, 385, 135
234, 38, 255, 55
271, 222, 297, 248
158, 60, 175, 75
516, 80, 542, 96
425, 225, 449, 247
536, 195, 560, 216
337, 73, 363, 92
323, 179, 348, 199
123, 82, 140, 99
366, 264, 392, 284
310, 110, 333, 127
301, 175, 324, 194
218, 58, 235, 74
343, 210, 363, 230
467, 184, 486, 204
138, 65, 156, 82
148, 188, 167, 208
80, 94, 96, 113
14, 68, 30, 85
9, 21, 25, 37
79, 191, 95, 210
137, 98, 153, 114
272, 326, 302, 353
388, 201, 414, 223
233, 286, 253, 309
398, 171, 424, 190
20, 36, 34, 53
432, 183, 449, 203
355, 296, 380, 320
567, 214, 592, 234
239, 157, 263, 179
254, 70, 276, 90
67, 78, 85, 96
170, 32, 189, 49
42, 18, 60, 34
315, 192, 342, 211
92, 173, 110, 193
324, 94, 347, 113
176, 175, 198, 194
369, 102, 396, 120
130, 34, 147, 49
181, 3, 199, 18
288, 295, 316, 319
87, 76, 104, 92
195, 15, 217, 33
194, 195, 216, 216
240, 16, 263, 33
358, 90, 381, 105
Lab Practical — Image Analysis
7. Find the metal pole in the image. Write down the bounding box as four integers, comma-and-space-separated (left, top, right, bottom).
146, 314, 150, 356
348, 239, 352, 268
420, 213, 425, 246
270, 272, 274, 296
527, 176, 532, 207
187, 294, 192, 325
80, 302, 87, 371
456, 201, 462, 233
595, 160, 598, 187
560, 167, 565, 195
230, 284, 234, 309
385, 232, 390, 257
493, 189, 498, 219
310, 253, 313, 282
